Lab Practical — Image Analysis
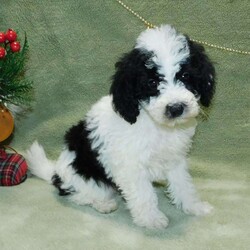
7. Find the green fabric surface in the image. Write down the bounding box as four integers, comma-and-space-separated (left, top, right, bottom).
0, 1, 249, 249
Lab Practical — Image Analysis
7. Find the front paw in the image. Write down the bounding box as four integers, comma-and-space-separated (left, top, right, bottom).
182, 201, 214, 216
133, 210, 169, 229
93, 199, 118, 214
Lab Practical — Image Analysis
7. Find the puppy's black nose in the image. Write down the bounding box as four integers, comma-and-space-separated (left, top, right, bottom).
166, 103, 186, 118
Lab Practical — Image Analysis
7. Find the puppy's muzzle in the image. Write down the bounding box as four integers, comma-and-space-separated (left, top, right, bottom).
165, 103, 186, 119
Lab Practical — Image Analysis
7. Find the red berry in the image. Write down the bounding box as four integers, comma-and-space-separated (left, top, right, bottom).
0, 32, 6, 43
10, 41, 21, 52
5, 29, 17, 42
0, 47, 6, 58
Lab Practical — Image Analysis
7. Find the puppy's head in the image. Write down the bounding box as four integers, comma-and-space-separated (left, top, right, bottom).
110, 25, 215, 126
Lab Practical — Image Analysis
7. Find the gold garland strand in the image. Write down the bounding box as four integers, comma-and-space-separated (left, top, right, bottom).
116, 0, 250, 55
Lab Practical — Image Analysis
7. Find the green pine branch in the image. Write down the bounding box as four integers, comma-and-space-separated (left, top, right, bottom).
0, 33, 33, 106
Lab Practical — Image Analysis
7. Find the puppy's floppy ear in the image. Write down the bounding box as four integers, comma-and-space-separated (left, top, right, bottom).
110, 48, 150, 124
188, 39, 216, 107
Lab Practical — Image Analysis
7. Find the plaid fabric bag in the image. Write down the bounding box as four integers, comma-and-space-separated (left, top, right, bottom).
0, 147, 28, 186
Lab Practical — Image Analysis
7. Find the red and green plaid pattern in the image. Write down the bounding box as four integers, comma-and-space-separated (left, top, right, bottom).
0, 148, 28, 186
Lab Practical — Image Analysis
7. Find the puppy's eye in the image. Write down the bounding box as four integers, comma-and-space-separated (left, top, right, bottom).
148, 79, 159, 88
181, 72, 190, 80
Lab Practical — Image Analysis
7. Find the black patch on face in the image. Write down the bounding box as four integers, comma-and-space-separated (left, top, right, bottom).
64, 120, 115, 188
110, 48, 162, 124
175, 38, 216, 107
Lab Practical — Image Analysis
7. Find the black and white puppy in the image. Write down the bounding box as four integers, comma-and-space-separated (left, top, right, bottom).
27, 25, 215, 229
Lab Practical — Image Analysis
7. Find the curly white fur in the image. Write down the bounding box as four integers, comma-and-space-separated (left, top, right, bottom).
26, 25, 214, 229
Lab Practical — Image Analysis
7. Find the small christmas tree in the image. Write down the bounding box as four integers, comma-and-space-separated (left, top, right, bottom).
0, 28, 33, 142
0, 29, 33, 107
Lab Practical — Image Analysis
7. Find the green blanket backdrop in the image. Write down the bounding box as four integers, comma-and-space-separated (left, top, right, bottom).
0, 1, 249, 249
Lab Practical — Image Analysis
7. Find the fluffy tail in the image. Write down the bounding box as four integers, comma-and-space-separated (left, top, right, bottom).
26, 141, 55, 184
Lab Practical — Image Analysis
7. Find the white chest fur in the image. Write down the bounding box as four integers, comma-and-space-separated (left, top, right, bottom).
86, 96, 196, 181
145, 122, 196, 181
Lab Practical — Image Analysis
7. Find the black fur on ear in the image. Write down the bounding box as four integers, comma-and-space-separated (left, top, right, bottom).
186, 39, 216, 107
110, 48, 155, 124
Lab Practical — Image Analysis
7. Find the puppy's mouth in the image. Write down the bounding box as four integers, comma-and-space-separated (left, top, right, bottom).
164, 105, 200, 127
141, 100, 199, 127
